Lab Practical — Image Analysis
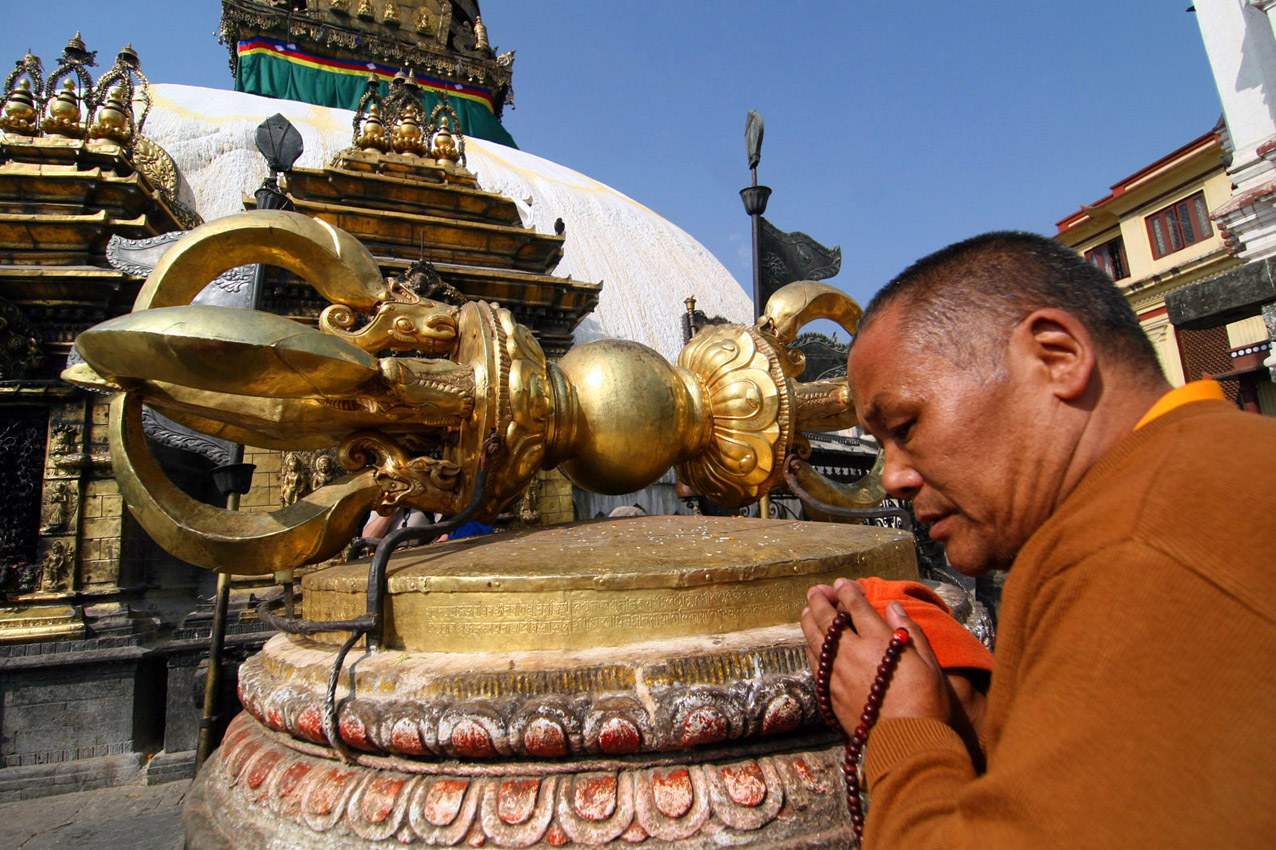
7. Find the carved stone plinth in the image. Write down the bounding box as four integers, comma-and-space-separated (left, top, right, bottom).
184, 517, 918, 847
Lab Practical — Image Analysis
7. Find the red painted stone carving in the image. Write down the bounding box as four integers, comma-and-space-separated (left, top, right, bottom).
246, 749, 281, 791
574, 773, 618, 822
678, 706, 729, 748
497, 778, 540, 825
522, 717, 568, 757
422, 779, 469, 826
722, 762, 766, 807
361, 776, 404, 824
651, 768, 694, 819
450, 719, 497, 757
762, 694, 803, 734
294, 704, 326, 744
233, 642, 825, 761
597, 716, 641, 754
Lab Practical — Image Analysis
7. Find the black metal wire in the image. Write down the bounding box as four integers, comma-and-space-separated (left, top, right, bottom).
252, 436, 500, 763
322, 630, 365, 761
363, 465, 491, 650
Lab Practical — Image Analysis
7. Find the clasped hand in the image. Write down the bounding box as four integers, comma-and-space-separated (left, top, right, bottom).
801, 578, 985, 742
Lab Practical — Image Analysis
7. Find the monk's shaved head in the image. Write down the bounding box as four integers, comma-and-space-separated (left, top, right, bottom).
856, 231, 1164, 387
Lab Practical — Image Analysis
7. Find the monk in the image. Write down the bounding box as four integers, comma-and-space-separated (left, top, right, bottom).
802, 231, 1276, 848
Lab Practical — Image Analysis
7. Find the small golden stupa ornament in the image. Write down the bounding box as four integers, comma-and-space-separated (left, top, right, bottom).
42, 78, 83, 137
473, 15, 489, 50
0, 78, 39, 136
390, 103, 426, 156
88, 83, 132, 145
382, 1, 400, 26
429, 114, 458, 164
355, 102, 389, 153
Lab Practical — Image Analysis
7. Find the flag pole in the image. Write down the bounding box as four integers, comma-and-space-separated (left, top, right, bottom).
741, 111, 773, 518
741, 110, 772, 321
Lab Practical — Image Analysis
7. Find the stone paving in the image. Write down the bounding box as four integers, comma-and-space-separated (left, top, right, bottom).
0, 778, 189, 849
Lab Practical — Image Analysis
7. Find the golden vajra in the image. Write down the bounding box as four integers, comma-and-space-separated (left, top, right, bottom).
63, 211, 881, 573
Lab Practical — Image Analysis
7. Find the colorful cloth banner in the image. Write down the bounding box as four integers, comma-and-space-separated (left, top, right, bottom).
235, 38, 516, 148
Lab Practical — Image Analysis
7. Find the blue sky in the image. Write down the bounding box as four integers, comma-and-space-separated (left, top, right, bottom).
0, 2, 1224, 314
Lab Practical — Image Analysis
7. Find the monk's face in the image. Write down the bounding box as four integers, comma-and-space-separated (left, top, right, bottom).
847, 304, 1051, 575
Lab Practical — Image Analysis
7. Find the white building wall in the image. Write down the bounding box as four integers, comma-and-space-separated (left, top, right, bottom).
1195, 1, 1276, 261
1197, 1, 1276, 169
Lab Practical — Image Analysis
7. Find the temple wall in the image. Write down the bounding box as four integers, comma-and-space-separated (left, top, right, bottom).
239, 446, 282, 513
535, 469, 575, 525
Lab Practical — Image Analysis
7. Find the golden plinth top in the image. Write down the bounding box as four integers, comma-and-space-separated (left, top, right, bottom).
302, 516, 917, 652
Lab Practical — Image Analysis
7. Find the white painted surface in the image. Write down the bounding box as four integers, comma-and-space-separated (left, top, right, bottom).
1194, 2, 1276, 262
142, 84, 752, 362
1195, 1, 1276, 169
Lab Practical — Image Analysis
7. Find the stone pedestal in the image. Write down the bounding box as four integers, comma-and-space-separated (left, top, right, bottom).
184, 517, 918, 847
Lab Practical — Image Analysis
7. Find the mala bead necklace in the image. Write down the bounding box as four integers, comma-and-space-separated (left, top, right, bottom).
815, 611, 911, 846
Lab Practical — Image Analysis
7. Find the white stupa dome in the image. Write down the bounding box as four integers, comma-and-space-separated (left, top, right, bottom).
142, 84, 752, 362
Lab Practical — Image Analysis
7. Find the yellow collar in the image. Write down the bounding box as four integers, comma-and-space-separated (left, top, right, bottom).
1134, 380, 1226, 430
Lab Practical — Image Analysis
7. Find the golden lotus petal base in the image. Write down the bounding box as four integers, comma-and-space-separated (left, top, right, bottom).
302, 516, 917, 653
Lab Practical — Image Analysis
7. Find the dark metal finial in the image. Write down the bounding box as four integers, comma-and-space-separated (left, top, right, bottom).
745, 110, 764, 172
255, 113, 304, 176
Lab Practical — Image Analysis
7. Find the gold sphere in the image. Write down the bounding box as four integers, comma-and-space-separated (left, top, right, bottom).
556, 339, 703, 494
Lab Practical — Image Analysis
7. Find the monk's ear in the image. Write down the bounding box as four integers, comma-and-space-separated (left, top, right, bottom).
1009, 308, 1095, 401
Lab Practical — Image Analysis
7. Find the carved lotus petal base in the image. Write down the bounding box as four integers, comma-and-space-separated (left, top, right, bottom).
185, 713, 855, 849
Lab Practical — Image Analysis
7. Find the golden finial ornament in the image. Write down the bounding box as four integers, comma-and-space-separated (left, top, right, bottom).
429, 115, 458, 164
116, 43, 140, 70
63, 32, 91, 64
355, 102, 389, 153
42, 78, 83, 137
383, 1, 400, 26
88, 83, 132, 144
473, 16, 489, 50
356, 0, 375, 21
0, 79, 39, 136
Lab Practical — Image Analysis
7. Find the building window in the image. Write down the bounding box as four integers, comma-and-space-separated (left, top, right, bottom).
1085, 236, 1128, 280
1146, 191, 1213, 260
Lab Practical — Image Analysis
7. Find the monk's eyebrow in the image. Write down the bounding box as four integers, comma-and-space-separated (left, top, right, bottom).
862, 400, 884, 428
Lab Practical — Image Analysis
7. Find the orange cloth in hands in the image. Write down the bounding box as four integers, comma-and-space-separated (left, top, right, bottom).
857, 577, 994, 672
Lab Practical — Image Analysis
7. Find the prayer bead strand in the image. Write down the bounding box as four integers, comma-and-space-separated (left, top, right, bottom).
815, 615, 911, 846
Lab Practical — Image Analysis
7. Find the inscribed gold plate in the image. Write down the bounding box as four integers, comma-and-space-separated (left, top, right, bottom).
301, 515, 917, 652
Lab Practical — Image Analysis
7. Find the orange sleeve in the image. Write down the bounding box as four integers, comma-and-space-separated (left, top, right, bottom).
857, 541, 1276, 849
